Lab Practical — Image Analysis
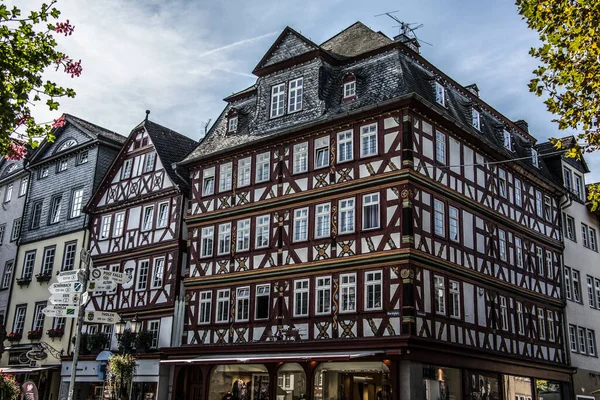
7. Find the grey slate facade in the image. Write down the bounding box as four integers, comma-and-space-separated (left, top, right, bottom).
0, 158, 28, 318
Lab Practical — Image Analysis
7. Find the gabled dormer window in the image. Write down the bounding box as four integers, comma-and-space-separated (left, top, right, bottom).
532, 148, 539, 168
288, 77, 303, 113
503, 130, 513, 151
270, 83, 285, 118
343, 73, 357, 101
227, 109, 238, 134
472, 108, 480, 131
435, 82, 445, 106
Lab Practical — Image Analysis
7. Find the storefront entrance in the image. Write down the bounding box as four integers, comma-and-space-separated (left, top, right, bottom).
314, 362, 391, 400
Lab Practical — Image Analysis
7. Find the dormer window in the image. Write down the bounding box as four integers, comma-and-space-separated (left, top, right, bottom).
435, 82, 445, 106
531, 148, 539, 168
57, 139, 77, 152
288, 77, 303, 113
472, 108, 480, 131
228, 116, 238, 133
57, 159, 68, 172
503, 130, 513, 151
343, 73, 357, 101
270, 83, 285, 118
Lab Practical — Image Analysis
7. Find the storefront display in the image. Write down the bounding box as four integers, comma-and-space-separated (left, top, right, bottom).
276, 363, 306, 400
423, 366, 462, 400
313, 362, 390, 400
465, 369, 500, 400
502, 375, 533, 400
209, 364, 269, 400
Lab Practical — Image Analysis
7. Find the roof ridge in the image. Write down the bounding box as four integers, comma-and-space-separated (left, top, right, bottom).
64, 114, 124, 140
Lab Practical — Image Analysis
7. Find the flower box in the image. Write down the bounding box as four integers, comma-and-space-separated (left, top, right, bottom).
16, 278, 31, 287
35, 273, 52, 283
27, 330, 42, 340
6, 332, 22, 342
47, 328, 64, 338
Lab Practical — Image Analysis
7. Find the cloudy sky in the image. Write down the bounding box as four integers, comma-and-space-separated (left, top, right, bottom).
14, 0, 600, 180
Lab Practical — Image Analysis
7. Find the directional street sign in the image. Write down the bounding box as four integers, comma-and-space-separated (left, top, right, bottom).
42, 305, 79, 318
57, 269, 84, 283
90, 268, 128, 284
84, 311, 119, 324
49, 292, 89, 306
87, 280, 117, 292
49, 281, 85, 294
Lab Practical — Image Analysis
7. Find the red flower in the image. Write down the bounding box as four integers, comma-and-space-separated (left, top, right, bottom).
64, 60, 82, 78
53, 20, 75, 36
5, 143, 26, 161
52, 115, 67, 128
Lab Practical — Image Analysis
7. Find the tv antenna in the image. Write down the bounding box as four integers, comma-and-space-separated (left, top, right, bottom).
374, 11, 432, 46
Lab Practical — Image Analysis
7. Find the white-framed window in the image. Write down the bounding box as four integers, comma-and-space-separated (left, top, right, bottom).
32, 302, 46, 332
435, 131, 446, 165
563, 167, 573, 191
337, 130, 353, 162
113, 212, 125, 237
344, 80, 356, 99
365, 271, 382, 310
270, 83, 285, 118
216, 289, 230, 323
255, 215, 270, 248
579, 327, 587, 354
434, 276, 445, 314
200, 226, 214, 258
78, 150, 88, 165
515, 237, 523, 268
360, 123, 377, 157
564, 214, 576, 241
121, 159, 132, 179
147, 320, 160, 349
152, 257, 164, 289
218, 223, 231, 255
49, 195, 62, 224
538, 308, 546, 339
30, 201, 42, 229
70, 189, 84, 218
340, 273, 356, 313
157, 202, 169, 228
546, 251, 553, 279
499, 229, 507, 262
315, 203, 330, 238
10, 218, 21, 241
256, 152, 270, 183
202, 167, 215, 196
339, 198, 355, 234
41, 246, 54, 274
144, 152, 156, 173
294, 208, 308, 242
13, 305, 26, 334
100, 215, 112, 239
19, 177, 28, 197
544, 195, 552, 221
587, 329, 596, 356
236, 287, 250, 322
595, 279, 600, 310
590, 227, 598, 251
294, 279, 309, 317
573, 269, 582, 303
137, 260, 149, 290
498, 169, 507, 198
314, 136, 329, 169
517, 302, 525, 335
237, 157, 251, 188
503, 130, 512, 151
219, 163, 232, 192
574, 174, 583, 200
255, 285, 270, 320
62, 242, 77, 271
434, 199, 445, 236
472, 108, 480, 131
587, 276, 596, 308
565, 266, 572, 300
316, 277, 331, 315
3, 183, 12, 203
449, 206, 459, 242
58, 158, 68, 172
582, 223, 590, 248
0, 224, 4, 245
142, 205, 154, 231
515, 178, 522, 207
449, 280, 460, 318
2, 261, 13, 289
293, 142, 308, 174
288, 77, 303, 113
536, 190, 543, 217
532, 148, 539, 167
548, 312, 556, 342
536, 247, 544, 276
500, 296, 509, 330
39, 166, 49, 179
569, 325, 578, 352
362, 193, 379, 230
435, 82, 445, 106
198, 291, 212, 324
228, 116, 238, 133
236, 219, 251, 252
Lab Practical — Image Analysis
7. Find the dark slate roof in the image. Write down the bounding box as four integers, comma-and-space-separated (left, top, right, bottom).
0, 158, 25, 182
65, 114, 126, 145
321, 22, 394, 59
140, 119, 198, 188
538, 136, 590, 174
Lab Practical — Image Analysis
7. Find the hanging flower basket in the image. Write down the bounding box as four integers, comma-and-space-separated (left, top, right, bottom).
47, 328, 64, 338
6, 332, 22, 342
27, 330, 42, 340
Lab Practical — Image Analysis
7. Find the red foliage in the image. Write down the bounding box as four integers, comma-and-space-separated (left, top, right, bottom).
64, 60, 82, 78
52, 115, 67, 128
53, 20, 75, 36
5, 143, 26, 161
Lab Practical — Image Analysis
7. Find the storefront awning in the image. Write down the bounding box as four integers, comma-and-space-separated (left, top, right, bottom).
161, 350, 384, 364
1, 366, 59, 374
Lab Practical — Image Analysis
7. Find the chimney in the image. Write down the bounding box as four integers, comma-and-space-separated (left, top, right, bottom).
394, 33, 420, 54
465, 84, 480, 97
514, 119, 529, 133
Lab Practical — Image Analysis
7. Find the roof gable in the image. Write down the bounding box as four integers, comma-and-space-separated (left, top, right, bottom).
253, 27, 319, 73
320, 22, 393, 58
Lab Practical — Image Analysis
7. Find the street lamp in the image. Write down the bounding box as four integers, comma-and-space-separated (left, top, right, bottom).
115, 318, 126, 336
129, 315, 142, 335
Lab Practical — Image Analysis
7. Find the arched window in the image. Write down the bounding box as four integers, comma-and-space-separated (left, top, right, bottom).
56, 138, 78, 152
342, 73, 357, 101
209, 364, 268, 400
314, 361, 391, 400
276, 363, 306, 400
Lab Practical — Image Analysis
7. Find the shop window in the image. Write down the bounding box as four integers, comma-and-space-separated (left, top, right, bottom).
502, 375, 533, 400
314, 362, 391, 400
422, 366, 462, 400
465, 370, 499, 400
277, 363, 307, 400
535, 380, 562, 399
209, 364, 268, 400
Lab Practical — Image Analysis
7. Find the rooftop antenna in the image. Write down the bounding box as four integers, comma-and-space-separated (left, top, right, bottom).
374, 11, 432, 47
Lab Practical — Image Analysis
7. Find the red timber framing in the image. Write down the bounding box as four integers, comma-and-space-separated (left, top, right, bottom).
168, 98, 572, 400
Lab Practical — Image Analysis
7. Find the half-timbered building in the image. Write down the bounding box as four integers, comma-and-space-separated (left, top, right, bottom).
168, 22, 572, 400
1, 115, 125, 400
541, 137, 600, 399
75, 115, 197, 399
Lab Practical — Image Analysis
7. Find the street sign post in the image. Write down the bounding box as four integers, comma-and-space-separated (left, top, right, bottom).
84, 311, 119, 324
87, 280, 117, 292
42, 305, 79, 318
56, 269, 84, 283
90, 268, 128, 284
49, 282, 85, 294
49, 292, 89, 305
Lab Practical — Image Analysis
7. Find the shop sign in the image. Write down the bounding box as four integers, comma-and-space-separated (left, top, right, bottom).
8, 351, 30, 366
22, 380, 39, 400
387, 311, 400, 317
